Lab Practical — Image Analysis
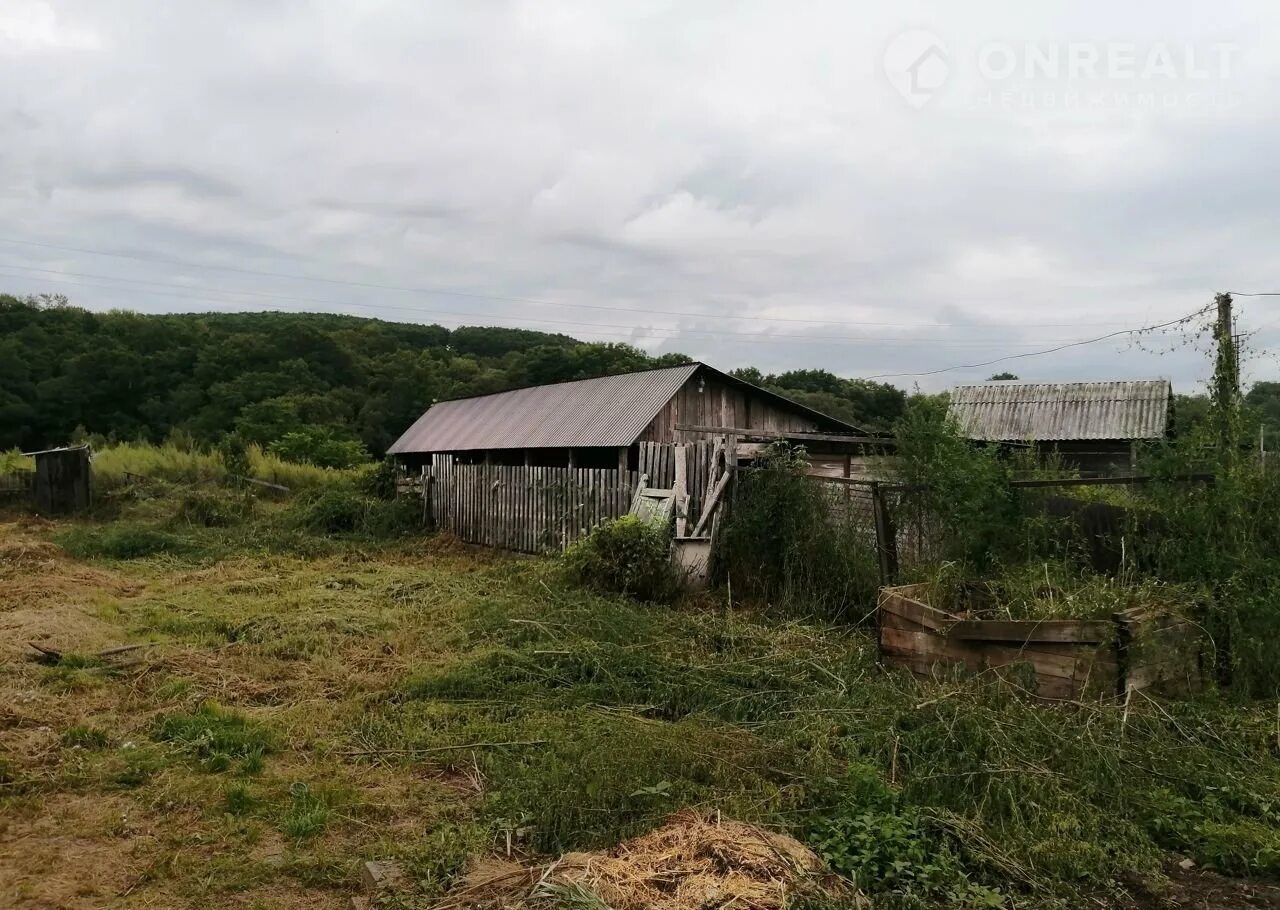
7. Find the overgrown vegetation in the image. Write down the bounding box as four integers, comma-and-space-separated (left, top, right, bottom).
562, 515, 678, 602
719, 443, 880, 620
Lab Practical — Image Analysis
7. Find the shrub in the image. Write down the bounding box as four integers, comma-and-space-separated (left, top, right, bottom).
286, 487, 421, 538
720, 444, 879, 620
360, 456, 402, 500
267, 425, 369, 469
563, 516, 677, 602
892, 397, 1018, 571
361, 497, 422, 538
218, 432, 253, 479
288, 488, 366, 534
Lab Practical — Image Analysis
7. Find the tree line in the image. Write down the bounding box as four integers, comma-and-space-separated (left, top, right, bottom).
0, 293, 909, 464
7, 292, 1276, 466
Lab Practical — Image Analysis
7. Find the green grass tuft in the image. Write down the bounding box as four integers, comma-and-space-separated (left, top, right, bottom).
152, 702, 275, 771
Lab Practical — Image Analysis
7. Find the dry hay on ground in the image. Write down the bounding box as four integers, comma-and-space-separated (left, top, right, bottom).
449, 810, 854, 910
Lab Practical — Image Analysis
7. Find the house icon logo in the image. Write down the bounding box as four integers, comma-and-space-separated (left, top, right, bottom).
883, 30, 950, 109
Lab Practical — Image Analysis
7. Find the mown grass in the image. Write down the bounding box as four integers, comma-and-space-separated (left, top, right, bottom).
4, 493, 1280, 908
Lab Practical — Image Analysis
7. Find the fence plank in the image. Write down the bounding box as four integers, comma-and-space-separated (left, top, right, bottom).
423, 449, 695, 554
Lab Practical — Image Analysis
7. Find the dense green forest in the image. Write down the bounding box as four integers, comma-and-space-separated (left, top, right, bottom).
0, 293, 908, 461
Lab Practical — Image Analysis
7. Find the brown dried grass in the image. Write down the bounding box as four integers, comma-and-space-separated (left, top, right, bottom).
449, 811, 855, 910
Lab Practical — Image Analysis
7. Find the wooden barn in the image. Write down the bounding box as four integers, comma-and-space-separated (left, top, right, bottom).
948, 379, 1173, 475
388, 362, 871, 473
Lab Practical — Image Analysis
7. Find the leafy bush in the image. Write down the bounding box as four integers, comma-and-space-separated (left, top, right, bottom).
360, 456, 403, 500
563, 515, 677, 602
288, 488, 366, 534
720, 443, 880, 620
893, 397, 1019, 571
286, 487, 421, 538
217, 432, 253, 479
267, 425, 369, 469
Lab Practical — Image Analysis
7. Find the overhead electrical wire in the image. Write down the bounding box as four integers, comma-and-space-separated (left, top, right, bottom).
862, 305, 1214, 380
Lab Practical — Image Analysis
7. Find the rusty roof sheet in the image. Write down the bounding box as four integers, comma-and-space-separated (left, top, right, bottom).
388, 364, 701, 453
948, 380, 1171, 441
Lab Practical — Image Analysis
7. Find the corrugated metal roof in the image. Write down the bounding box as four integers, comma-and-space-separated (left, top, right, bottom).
388, 364, 701, 453
948, 380, 1171, 441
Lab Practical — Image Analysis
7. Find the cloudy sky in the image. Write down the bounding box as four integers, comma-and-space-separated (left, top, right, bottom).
2, 1, 1278, 391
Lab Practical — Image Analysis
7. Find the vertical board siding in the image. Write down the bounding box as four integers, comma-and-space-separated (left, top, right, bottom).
426, 444, 715, 555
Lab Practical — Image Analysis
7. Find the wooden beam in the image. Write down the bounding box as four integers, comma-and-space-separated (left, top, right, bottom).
674, 424, 893, 446
691, 469, 729, 537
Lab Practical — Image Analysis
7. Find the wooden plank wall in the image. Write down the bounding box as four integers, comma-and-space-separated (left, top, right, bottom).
878, 586, 1117, 700
878, 585, 1203, 700
640, 374, 820, 443
426, 443, 715, 555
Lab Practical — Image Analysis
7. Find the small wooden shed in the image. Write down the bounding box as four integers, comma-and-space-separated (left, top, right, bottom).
26, 445, 92, 514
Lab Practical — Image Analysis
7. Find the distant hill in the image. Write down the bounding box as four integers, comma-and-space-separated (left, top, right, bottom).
1, 293, 908, 457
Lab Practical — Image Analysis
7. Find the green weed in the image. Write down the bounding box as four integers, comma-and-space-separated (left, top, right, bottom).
61, 725, 112, 749
152, 702, 275, 771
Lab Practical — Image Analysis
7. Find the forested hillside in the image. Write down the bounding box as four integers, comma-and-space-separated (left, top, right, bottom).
0, 293, 908, 459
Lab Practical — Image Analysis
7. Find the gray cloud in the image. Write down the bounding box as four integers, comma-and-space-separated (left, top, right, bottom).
1, 0, 1277, 392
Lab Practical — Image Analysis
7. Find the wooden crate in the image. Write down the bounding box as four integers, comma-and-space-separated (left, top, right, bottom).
878, 584, 1202, 700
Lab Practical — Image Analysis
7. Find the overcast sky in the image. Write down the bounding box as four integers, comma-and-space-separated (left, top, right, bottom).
2, 1, 1278, 391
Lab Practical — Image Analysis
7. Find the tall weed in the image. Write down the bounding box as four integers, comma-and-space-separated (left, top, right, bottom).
720, 444, 879, 620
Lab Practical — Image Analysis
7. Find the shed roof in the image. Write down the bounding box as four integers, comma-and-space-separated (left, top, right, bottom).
21, 445, 91, 457
948, 380, 1171, 442
388, 362, 862, 453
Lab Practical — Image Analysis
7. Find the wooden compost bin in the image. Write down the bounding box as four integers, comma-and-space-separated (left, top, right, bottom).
878, 583, 1202, 700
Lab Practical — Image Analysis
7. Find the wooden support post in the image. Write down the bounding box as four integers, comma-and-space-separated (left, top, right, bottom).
421, 473, 434, 530
673, 444, 688, 536
870, 481, 899, 586
617, 447, 628, 474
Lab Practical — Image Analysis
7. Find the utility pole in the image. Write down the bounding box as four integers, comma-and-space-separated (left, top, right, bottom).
1213, 292, 1239, 468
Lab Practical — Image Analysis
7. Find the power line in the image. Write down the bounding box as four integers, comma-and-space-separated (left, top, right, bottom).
862, 305, 1213, 380
0, 235, 1146, 329
0, 265, 1130, 349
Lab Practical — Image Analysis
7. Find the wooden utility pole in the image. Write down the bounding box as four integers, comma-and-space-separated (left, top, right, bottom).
1213, 292, 1239, 466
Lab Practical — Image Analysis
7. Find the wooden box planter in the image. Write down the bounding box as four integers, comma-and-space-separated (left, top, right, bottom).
878, 583, 1202, 700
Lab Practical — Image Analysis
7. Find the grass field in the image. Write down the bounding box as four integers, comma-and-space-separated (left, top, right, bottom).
3, 492, 1280, 909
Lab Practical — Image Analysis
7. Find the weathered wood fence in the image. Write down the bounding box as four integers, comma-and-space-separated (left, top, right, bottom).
423, 442, 718, 554
0, 470, 35, 500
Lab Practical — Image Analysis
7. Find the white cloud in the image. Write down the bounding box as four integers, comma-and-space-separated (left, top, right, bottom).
1, 0, 1277, 389
0, 1, 101, 52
